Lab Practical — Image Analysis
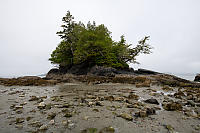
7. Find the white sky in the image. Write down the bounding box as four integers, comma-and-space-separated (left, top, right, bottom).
0, 0, 200, 77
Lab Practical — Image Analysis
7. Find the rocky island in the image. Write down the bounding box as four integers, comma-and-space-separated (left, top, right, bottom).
0, 11, 199, 133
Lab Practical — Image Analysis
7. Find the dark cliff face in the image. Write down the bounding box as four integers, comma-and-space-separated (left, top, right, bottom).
46, 65, 161, 77
46, 65, 118, 77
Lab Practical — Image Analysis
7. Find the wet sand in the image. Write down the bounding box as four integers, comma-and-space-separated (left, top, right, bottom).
0, 83, 199, 133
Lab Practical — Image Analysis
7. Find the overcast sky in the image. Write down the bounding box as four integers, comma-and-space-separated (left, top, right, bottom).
0, 0, 200, 77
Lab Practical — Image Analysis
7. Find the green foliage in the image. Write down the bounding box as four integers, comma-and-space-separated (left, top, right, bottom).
49, 11, 153, 69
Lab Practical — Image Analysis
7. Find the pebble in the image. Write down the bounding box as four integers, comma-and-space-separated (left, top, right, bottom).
37, 102, 46, 109
119, 113, 133, 121
15, 118, 24, 124
39, 124, 48, 130
49, 120, 55, 125
47, 112, 56, 119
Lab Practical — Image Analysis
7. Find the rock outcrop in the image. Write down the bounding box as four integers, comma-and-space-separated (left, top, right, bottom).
0, 76, 56, 86
194, 74, 200, 82
46, 65, 135, 79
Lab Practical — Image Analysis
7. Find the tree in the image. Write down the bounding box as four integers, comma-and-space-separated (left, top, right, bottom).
50, 11, 76, 68
49, 11, 152, 70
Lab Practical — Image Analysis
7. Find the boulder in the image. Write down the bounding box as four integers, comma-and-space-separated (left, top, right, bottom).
45, 68, 61, 79
194, 74, 200, 82
162, 102, 182, 111
144, 98, 159, 105
47, 68, 60, 75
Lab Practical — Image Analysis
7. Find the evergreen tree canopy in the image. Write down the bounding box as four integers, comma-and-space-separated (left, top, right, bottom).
49, 11, 152, 69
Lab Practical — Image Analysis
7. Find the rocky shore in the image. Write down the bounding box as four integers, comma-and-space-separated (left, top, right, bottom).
0, 68, 200, 133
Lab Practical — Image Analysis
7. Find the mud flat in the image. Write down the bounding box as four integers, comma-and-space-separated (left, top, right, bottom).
0, 81, 200, 133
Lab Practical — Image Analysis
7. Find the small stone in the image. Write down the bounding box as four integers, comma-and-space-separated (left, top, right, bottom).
29, 96, 39, 101
62, 108, 69, 113
86, 95, 96, 99
49, 120, 55, 125
146, 108, 156, 115
37, 102, 46, 109
194, 124, 200, 131
114, 97, 124, 102
174, 91, 185, 98
8, 91, 21, 95
128, 94, 139, 100
99, 126, 115, 133
104, 96, 114, 101
93, 108, 99, 112
15, 124, 23, 129
184, 110, 198, 117
62, 120, 68, 126
14, 105, 23, 111
83, 116, 89, 120
45, 103, 52, 110
19, 94, 25, 97
127, 104, 134, 108
186, 95, 193, 100
40, 96, 47, 99
0, 112, 6, 115
10, 104, 16, 109
164, 124, 176, 133
39, 124, 48, 131
119, 113, 133, 121
37, 98, 43, 103
51, 96, 61, 102
28, 121, 42, 127
16, 110, 23, 114
196, 103, 200, 107
20, 102, 27, 106
16, 118, 24, 124
187, 100, 195, 107
26, 116, 33, 121
81, 128, 98, 133
47, 112, 56, 119
139, 111, 147, 117
194, 97, 200, 103
162, 86, 173, 91
96, 101, 103, 106
30, 109, 36, 113
88, 102, 95, 106
64, 112, 72, 118
62, 103, 70, 108
67, 120, 75, 129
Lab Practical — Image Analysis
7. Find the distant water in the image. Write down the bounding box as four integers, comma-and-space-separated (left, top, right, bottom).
0, 74, 47, 79
170, 73, 196, 81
